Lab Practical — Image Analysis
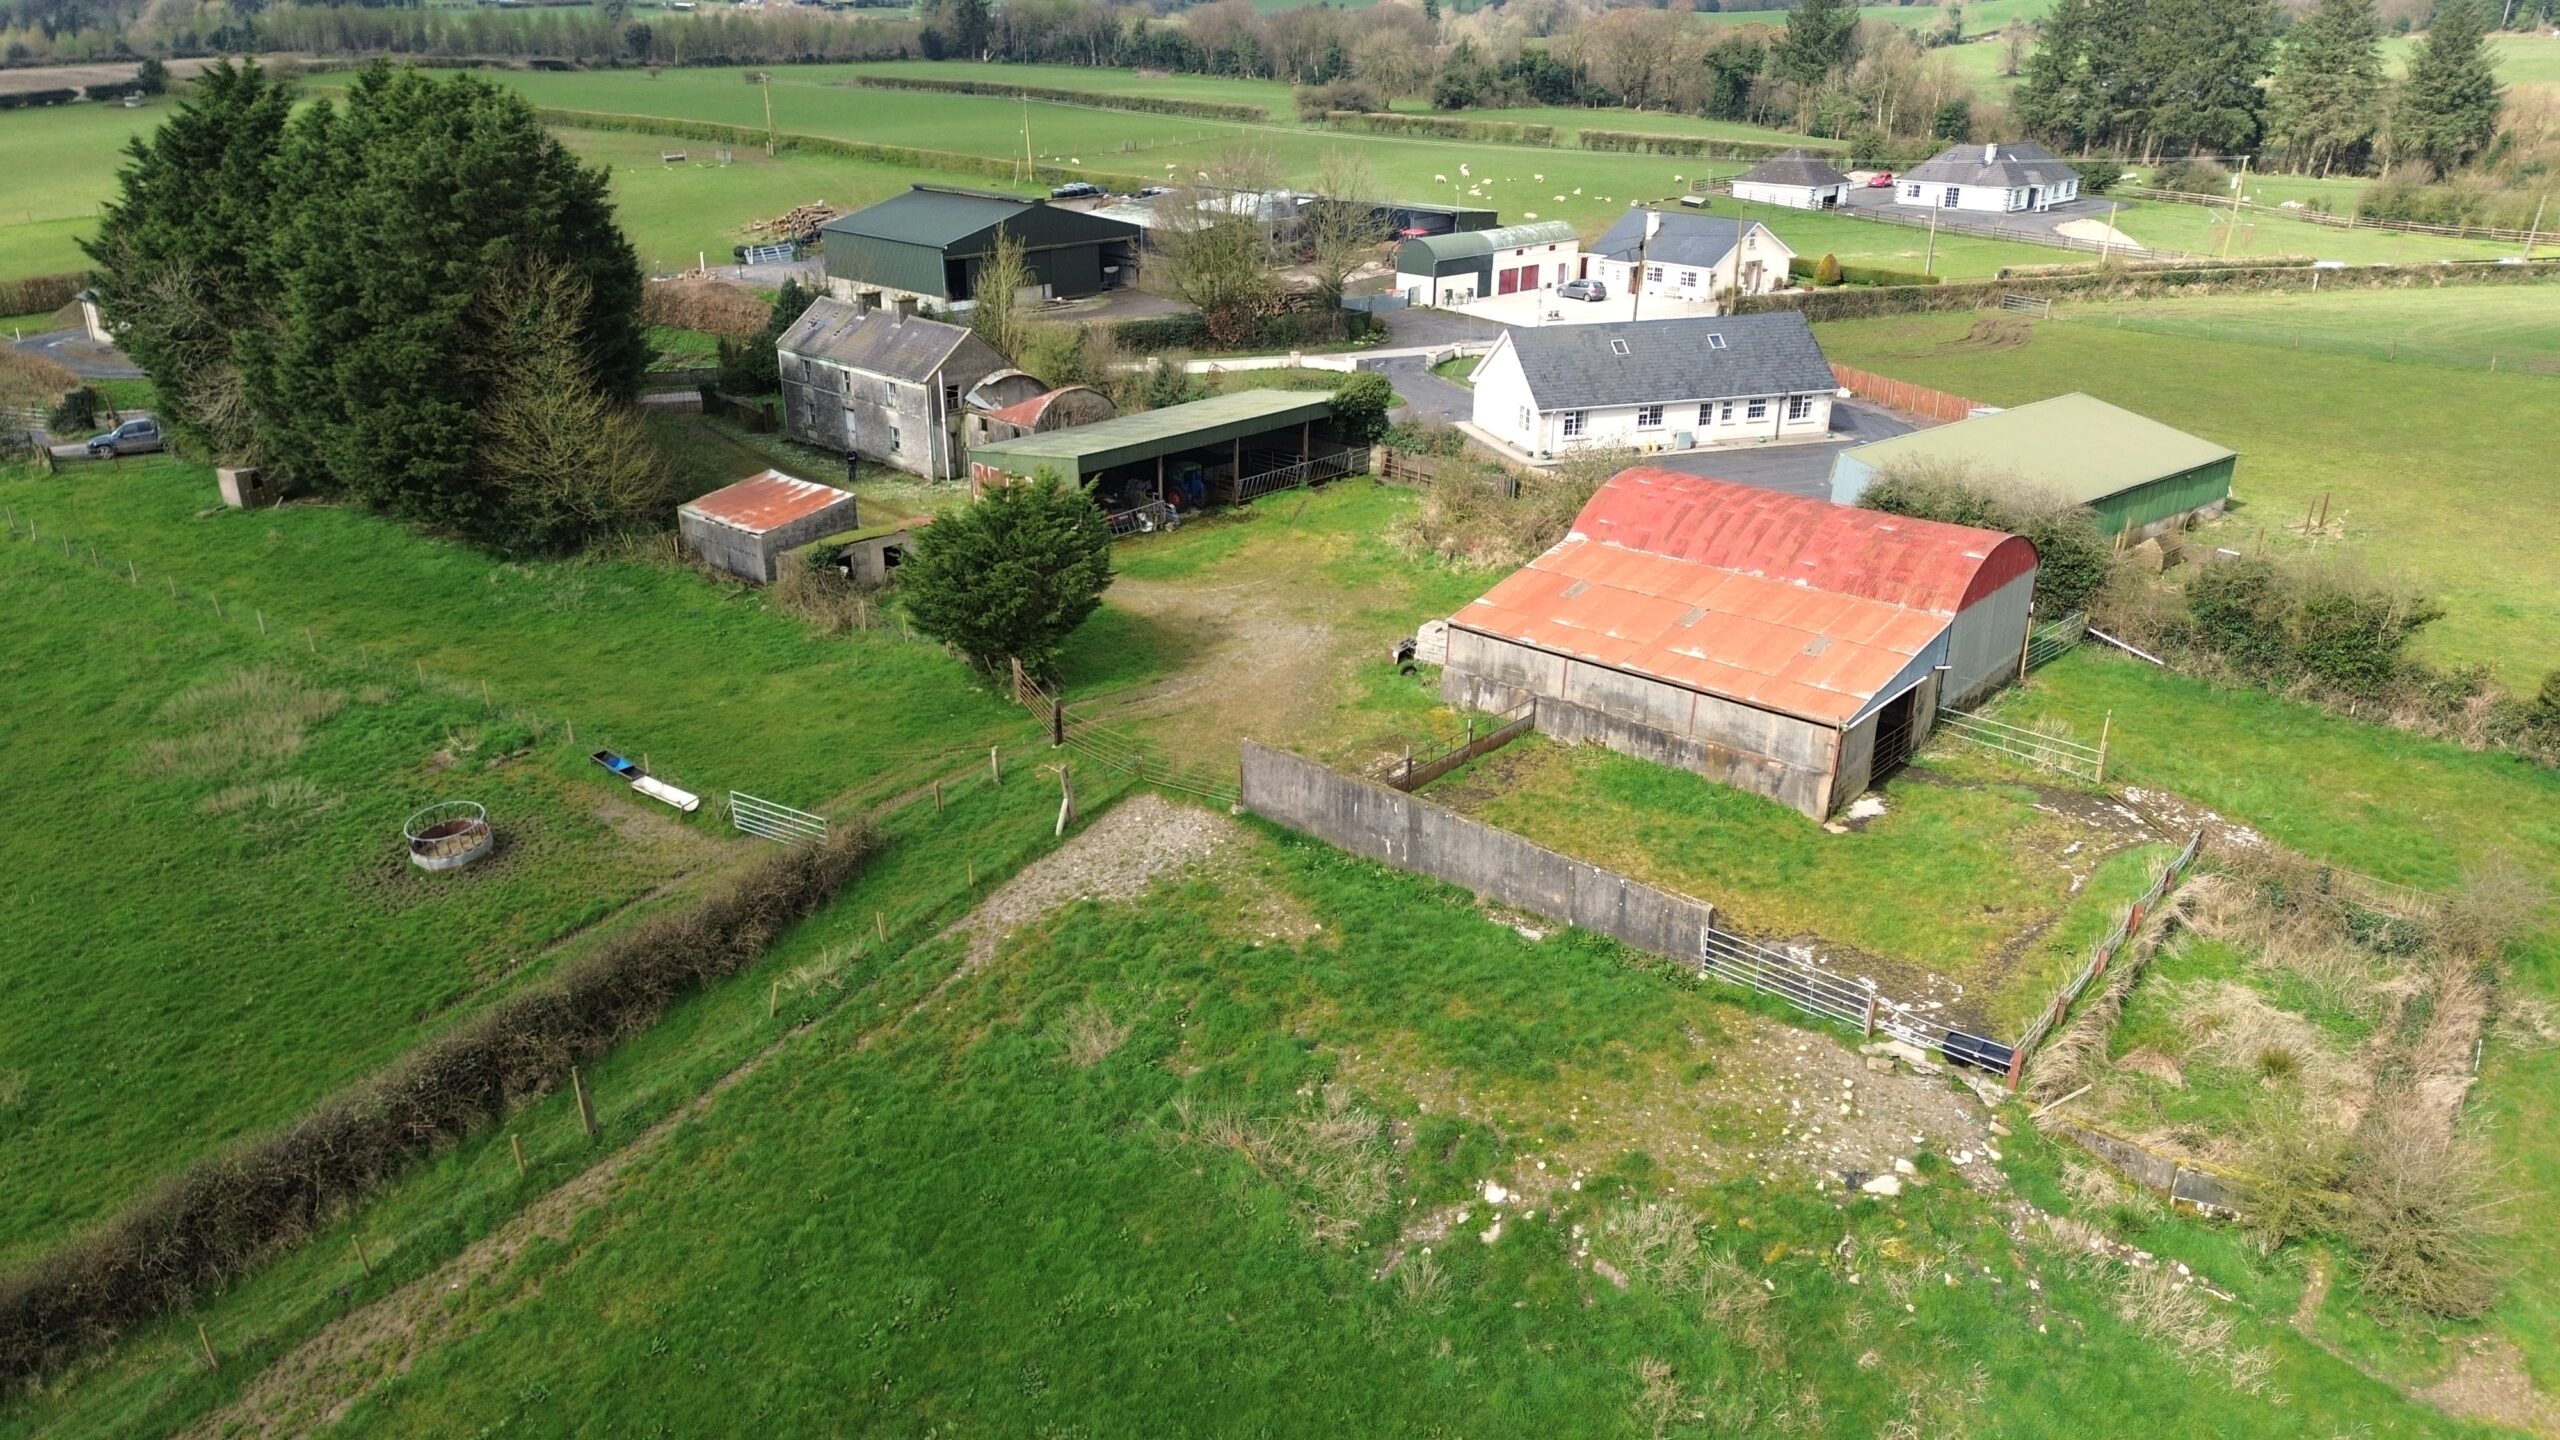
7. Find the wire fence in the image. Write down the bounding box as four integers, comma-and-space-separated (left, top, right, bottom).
1383, 697, 1534, 792
2108, 184, 2554, 247
2051, 307, 2560, 377
2007, 828, 2207, 1089
1012, 660, 1241, 809
1935, 707, 2110, 782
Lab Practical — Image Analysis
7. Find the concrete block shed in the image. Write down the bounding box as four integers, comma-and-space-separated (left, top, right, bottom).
678, 470, 862, 585
1828, 392, 2237, 542
1442, 469, 2038, 820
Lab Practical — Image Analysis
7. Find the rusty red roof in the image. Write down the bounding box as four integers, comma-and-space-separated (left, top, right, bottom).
1451, 470, 2036, 726
983, 387, 1079, 429
1571, 467, 2035, 613
681, 470, 856, 534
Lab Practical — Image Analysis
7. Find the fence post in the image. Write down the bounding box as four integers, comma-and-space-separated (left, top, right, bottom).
2017, 615, 2034, 683
2095, 711, 2112, 784
2004, 1045, 2025, 1092
1862, 994, 1877, 1038
1051, 695, 1065, 749
990, 745, 1002, 786
570, 1066, 598, 1141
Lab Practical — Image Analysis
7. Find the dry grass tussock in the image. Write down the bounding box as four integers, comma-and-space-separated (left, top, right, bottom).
1170, 1084, 1392, 1246
771, 558, 887, 636
1594, 1202, 1701, 1292
2171, 978, 2352, 1097
139, 666, 346, 780
1056, 1000, 1133, 1068
2025, 883, 2194, 1103
1391, 446, 1631, 571
197, 775, 339, 821
2115, 1264, 2277, 1395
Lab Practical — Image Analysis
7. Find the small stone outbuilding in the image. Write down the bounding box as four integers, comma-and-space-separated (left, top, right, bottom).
678, 470, 861, 584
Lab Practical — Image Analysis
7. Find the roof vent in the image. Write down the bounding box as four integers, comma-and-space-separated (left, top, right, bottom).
1802, 636, 1834, 657
1560, 580, 1591, 599
1676, 606, 1708, 627
1707, 334, 1728, 350
1608, 339, 1630, 356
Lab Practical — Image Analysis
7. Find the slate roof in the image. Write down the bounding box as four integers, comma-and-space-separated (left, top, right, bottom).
1450, 470, 2037, 725
819, 186, 1036, 248
1590, 208, 1771, 268
1734, 149, 1851, 190
778, 297, 973, 383
1500, 312, 1837, 411
1902, 141, 2079, 188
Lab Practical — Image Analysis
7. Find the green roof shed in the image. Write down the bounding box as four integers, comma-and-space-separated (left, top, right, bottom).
820, 186, 1142, 304
1830, 393, 2236, 540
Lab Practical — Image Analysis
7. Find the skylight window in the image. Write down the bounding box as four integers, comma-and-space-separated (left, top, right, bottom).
1707, 334, 1728, 350
1609, 339, 1630, 356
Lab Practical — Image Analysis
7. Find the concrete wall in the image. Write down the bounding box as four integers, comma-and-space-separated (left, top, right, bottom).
1240, 741, 1719, 962
1443, 628, 1844, 818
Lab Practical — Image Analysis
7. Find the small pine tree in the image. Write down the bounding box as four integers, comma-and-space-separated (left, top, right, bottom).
1812, 252, 1844, 286
901, 472, 1114, 678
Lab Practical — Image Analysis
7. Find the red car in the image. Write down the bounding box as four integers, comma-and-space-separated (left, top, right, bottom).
1866, 171, 1896, 188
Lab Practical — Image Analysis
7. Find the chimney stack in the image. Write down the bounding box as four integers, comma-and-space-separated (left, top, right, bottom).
1984, 143, 1999, 163
891, 295, 919, 321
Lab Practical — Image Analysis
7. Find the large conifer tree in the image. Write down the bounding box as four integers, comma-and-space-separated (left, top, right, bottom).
2394, 0, 2503, 175
2267, 0, 2386, 176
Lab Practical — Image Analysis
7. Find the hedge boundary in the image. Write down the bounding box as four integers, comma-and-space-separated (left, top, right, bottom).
1787, 256, 1941, 288
1734, 258, 2560, 322
1325, 111, 1557, 146
535, 108, 1158, 196
843, 74, 1266, 123
0, 826, 881, 1387
0, 273, 83, 314
1575, 129, 1804, 159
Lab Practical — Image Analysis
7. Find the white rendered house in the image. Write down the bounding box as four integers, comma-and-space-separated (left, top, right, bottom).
1584, 208, 1795, 312
1892, 141, 2082, 214
1471, 312, 1840, 459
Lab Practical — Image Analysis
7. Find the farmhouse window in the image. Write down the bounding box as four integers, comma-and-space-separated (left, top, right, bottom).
1636, 404, 1664, 429
1903, 183, 1922, 200
1720, 401, 1735, 423
1786, 395, 1813, 421
888, 423, 902, 450
1942, 186, 1962, 207
1697, 404, 1715, 426
1680, 270, 1699, 287
1746, 398, 1768, 421
1517, 406, 1530, 432
1645, 264, 1664, 282
1561, 410, 1586, 438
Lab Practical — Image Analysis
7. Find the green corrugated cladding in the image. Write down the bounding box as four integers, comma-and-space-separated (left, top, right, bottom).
826, 234, 953, 299
2089, 455, 2235, 536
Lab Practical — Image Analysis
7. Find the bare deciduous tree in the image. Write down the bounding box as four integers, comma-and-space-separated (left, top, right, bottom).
1157, 145, 1284, 350
1302, 148, 1386, 309
969, 228, 1033, 365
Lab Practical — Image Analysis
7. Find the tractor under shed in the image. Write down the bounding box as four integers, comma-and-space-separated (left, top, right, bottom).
967, 389, 1360, 534
1442, 469, 2039, 819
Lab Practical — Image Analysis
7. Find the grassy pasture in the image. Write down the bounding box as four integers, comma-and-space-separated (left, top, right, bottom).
1811, 297, 2560, 676
0, 453, 1026, 807
2105, 195, 2540, 265
2055, 282, 2560, 370
215, 818, 2486, 1439
0, 100, 155, 281
0, 532, 707, 1261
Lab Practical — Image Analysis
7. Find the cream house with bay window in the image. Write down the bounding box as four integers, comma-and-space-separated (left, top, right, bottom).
1585, 208, 1795, 312
1469, 312, 1840, 460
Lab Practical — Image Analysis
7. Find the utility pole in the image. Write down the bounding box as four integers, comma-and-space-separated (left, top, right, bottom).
2222, 154, 2251, 260
1924, 202, 1939, 277
1021, 92, 1033, 184
758, 72, 776, 156
2524, 195, 2547, 263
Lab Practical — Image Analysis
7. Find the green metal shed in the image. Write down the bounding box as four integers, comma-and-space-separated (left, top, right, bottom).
820, 186, 1142, 303
968, 389, 1338, 483
1829, 392, 2237, 540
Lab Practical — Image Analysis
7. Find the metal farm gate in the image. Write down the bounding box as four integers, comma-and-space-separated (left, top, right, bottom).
729, 791, 830, 847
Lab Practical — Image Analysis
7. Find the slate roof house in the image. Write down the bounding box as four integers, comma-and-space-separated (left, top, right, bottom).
1730, 150, 1853, 210
1442, 470, 2040, 819
778, 294, 1016, 480
1831, 393, 2237, 542
1586, 208, 1794, 311
818, 185, 1141, 311
1470, 312, 1840, 459
1893, 142, 2081, 213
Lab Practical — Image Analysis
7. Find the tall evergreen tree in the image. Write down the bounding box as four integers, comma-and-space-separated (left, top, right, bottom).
1775, 0, 1859, 88
2141, 0, 2276, 155
2013, 0, 2099, 148
256, 64, 647, 540
84, 60, 291, 461
949, 0, 990, 60
2081, 0, 2160, 155
2394, 0, 2503, 175
2267, 0, 2385, 175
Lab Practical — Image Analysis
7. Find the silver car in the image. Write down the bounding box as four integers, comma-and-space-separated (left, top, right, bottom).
1558, 278, 1608, 302
85, 416, 164, 457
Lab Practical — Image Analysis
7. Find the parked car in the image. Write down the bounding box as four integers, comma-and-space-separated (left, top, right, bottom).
84, 416, 163, 457
1867, 171, 1897, 188
1557, 278, 1608, 303
1048, 181, 1105, 200
1135, 185, 1173, 198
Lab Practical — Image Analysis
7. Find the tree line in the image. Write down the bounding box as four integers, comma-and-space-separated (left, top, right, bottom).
89, 60, 666, 553
2017, 0, 2508, 177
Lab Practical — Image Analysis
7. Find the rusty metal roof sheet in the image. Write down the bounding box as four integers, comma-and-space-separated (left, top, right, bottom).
1451, 470, 2036, 726
984, 386, 1082, 429
680, 470, 856, 535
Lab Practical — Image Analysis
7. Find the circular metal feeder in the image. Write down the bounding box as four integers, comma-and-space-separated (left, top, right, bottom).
404, 800, 492, 873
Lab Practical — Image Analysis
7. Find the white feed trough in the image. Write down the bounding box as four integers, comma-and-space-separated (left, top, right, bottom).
405, 800, 493, 872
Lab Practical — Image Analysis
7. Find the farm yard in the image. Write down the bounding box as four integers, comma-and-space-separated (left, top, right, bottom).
8, 25, 2560, 1440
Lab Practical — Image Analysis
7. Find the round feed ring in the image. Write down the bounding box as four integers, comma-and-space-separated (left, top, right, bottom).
404, 800, 492, 872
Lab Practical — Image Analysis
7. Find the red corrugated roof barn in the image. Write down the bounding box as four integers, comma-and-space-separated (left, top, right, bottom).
676, 470, 864, 586
1443, 468, 2038, 819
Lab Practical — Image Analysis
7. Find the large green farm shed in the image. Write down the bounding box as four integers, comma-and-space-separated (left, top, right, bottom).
1829, 392, 2236, 541
967, 388, 1355, 534
819, 185, 1141, 309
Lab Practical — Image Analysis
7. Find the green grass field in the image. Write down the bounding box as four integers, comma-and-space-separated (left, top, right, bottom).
1812, 295, 2560, 677
0, 100, 158, 281
1691, 0, 2052, 37
2105, 194, 2538, 265
2056, 283, 2560, 370
76, 807, 2496, 1440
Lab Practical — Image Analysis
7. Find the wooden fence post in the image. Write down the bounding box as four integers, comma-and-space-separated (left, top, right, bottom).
1862, 994, 1877, 1038
511, 1134, 527, 1176
2095, 711, 2113, 784
2004, 1045, 2025, 1092
570, 1066, 598, 1141
990, 745, 1002, 786
197, 1322, 217, 1370
352, 1234, 372, 1277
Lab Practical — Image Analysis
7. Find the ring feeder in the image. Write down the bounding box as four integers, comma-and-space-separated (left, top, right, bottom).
404, 800, 492, 872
